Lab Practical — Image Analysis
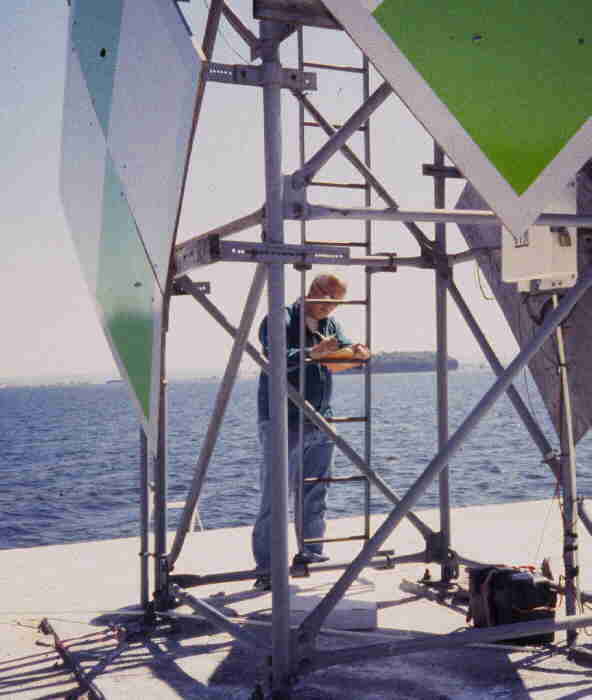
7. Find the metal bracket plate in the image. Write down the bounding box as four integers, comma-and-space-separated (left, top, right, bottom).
174, 236, 350, 270
174, 235, 221, 271
253, 0, 341, 30
207, 62, 317, 91
172, 280, 211, 296
283, 174, 309, 219
219, 240, 350, 265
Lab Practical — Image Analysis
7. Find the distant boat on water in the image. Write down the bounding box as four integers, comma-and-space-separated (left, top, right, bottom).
106, 379, 123, 384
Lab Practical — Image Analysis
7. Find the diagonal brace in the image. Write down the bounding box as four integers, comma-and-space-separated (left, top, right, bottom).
298, 265, 592, 640
201, 0, 225, 59
221, 3, 259, 53
171, 585, 267, 651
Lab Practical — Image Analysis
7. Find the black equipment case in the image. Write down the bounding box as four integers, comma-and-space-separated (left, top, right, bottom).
468, 566, 557, 645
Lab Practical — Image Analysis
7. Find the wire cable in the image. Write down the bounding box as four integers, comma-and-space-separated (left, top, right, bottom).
474, 260, 494, 301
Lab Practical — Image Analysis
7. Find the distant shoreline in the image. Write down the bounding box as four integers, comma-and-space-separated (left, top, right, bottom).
0, 354, 475, 387
343, 350, 459, 374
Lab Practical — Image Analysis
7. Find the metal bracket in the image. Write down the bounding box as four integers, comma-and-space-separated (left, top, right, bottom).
433, 252, 452, 280
175, 234, 349, 269
283, 174, 309, 220
253, 0, 341, 30
154, 557, 176, 612
366, 255, 398, 274
219, 240, 350, 265
174, 236, 221, 270
425, 533, 460, 580
172, 280, 211, 296
207, 62, 317, 91
377, 549, 396, 569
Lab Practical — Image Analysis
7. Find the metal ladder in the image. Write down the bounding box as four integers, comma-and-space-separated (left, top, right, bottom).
294, 26, 373, 551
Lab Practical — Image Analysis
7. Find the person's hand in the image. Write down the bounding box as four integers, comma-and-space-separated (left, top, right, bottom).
310, 335, 339, 360
351, 343, 370, 360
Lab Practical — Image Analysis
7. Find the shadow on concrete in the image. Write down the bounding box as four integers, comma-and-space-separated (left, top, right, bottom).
19, 600, 587, 699
0, 641, 85, 698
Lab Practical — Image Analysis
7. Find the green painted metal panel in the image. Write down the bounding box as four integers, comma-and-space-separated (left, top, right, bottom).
71, 0, 123, 139
373, 1, 592, 194
97, 155, 154, 421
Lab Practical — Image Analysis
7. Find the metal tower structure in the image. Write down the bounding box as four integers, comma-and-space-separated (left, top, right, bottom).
60, 1, 592, 697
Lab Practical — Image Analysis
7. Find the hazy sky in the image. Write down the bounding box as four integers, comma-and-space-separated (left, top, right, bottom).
1, 0, 519, 384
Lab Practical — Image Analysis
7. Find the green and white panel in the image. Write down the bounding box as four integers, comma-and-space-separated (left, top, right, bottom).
107, 0, 201, 289
60, 0, 202, 453
323, 0, 592, 238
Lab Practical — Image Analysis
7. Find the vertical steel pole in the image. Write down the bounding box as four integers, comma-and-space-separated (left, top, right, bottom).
139, 427, 149, 608
153, 299, 169, 609
295, 26, 306, 555
261, 19, 291, 695
295, 265, 306, 555
363, 53, 372, 540
553, 296, 580, 646
434, 143, 451, 581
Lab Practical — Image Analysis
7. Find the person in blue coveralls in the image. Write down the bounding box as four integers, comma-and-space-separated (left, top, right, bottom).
253, 273, 370, 590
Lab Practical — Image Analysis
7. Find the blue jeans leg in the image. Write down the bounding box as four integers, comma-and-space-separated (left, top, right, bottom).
297, 428, 334, 556
252, 421, 334, 570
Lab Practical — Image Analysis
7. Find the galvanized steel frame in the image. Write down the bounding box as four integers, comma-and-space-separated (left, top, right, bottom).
141, 5, 592, 696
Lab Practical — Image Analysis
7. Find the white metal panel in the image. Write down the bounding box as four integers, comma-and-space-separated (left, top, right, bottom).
60, 47, 106, 294
108, 0, 203, 290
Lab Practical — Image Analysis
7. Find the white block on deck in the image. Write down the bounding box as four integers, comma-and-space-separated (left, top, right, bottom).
289, 577, 377, 630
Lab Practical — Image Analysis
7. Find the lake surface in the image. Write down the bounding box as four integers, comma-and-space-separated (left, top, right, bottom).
1, 369, 590, 550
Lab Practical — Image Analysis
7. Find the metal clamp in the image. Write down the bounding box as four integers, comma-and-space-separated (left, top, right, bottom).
378, 549, 396, 569
174, 236, 221, 270
283, 174, 309, 220
207, 62, 316, 91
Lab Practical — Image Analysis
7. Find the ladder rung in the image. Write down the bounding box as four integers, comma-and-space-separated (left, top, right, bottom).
304, 535, 367, 544
309, 180, 367, 190
327, 416, 368, 423
304, 475, 368, 483
302, 61, 366, 74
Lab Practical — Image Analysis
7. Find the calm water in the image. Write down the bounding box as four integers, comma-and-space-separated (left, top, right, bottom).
1, 369, 591, 550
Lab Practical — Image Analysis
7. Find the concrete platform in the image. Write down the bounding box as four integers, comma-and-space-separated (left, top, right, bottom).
2, 500, 592, 699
